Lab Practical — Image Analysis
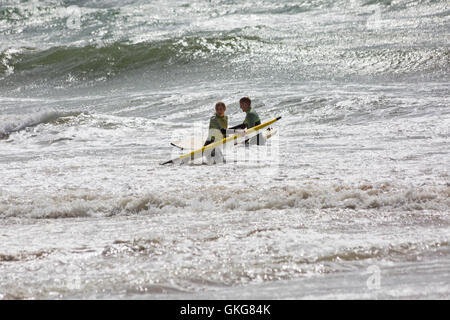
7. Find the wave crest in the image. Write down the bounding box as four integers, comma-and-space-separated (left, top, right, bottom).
0, 110, 85, 138
0, 35, 260, 82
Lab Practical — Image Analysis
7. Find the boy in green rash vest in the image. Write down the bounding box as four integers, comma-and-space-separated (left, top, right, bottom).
204, 102, 228, 164
230, 96, 265, 145
204, 101, 228, 146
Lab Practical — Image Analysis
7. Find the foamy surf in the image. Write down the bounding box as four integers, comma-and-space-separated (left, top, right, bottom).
1, 182, 449, 219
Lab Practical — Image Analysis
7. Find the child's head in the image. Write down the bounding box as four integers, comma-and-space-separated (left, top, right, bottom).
239, 97, 251, 112
215, 102, 226, 116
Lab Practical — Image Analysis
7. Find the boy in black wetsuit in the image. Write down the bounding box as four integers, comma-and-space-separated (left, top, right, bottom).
230, 97, 264, 145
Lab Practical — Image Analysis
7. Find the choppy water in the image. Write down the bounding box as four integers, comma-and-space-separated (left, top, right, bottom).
0, 0, 449, 299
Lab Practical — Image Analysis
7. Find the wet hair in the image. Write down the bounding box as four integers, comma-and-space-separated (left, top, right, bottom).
239, 97, 251, 106
215, 101, 226, 109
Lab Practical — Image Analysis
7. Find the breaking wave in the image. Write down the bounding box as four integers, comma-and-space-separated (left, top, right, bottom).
0, 110, 85, 138
2, 37, 448, 83
0, 35, 261, 83
1, 183, 449, 219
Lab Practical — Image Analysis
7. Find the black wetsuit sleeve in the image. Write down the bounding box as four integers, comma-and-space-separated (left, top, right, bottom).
229, 123, 247, 130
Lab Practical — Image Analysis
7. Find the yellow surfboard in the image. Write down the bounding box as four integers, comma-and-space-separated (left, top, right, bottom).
170, 127, 277, 150
161, 116, 281, 165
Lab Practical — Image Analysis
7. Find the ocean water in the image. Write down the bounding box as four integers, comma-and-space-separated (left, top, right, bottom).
0, 0, 449, 299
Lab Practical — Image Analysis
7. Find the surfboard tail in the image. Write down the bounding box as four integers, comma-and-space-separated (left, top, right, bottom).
160, 159, 173, 165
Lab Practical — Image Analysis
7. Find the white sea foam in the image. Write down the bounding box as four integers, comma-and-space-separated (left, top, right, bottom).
1, 182, 448, 219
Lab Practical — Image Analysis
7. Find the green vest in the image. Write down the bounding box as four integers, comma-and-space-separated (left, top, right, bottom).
243, 107, 261, 128
208, 114, 228, 142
